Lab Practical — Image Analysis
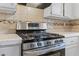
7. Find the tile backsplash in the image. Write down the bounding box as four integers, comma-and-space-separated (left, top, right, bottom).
46, 19, 79, 33
0, 20, 16, 34
0, 19, 79, 34
70, 20, 79, 32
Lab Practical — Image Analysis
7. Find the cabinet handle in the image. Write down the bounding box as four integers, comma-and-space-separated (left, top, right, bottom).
1, 54, 6, 56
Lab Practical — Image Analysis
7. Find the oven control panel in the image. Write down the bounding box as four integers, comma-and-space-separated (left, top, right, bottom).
23, 38, 64, 50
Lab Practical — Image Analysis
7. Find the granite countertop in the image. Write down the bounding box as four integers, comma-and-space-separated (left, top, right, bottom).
0, 34, 21, 41
55, 32, 79, 37
47, 32, 79, 38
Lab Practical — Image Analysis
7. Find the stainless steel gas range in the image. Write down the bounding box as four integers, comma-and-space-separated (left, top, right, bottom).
16, 30, 65, 56
16, 22, 65, 56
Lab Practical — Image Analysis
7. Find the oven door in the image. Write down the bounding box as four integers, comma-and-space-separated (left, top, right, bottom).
40, 48, 65, 56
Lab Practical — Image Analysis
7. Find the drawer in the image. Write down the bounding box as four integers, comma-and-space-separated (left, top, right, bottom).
0, 45, 21, 56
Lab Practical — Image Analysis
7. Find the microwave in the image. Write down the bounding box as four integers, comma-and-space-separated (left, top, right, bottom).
17, 21, 47, 30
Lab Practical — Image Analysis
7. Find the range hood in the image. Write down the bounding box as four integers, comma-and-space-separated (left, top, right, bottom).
26, 3, 51, 9
0, 3, 16, 20
18, 3, 51, 9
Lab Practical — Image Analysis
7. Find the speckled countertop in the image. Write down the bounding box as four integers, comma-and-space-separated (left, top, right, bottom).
48, 32, 79, 37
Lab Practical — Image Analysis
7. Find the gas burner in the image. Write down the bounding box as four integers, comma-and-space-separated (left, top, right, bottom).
17, 32, 64, 43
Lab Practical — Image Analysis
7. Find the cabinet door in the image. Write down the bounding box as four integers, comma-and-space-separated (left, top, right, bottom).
65, 44, 79, 56
44, 3, 63, 18
51, 3, 63, 17
64, 36, 79, 56
0, 45, 21, 56
64, 3, 73, 19
44, 4, 52, 17
64, 3, 79, 20
72, 3, 79, 19
0, 3, 16, 9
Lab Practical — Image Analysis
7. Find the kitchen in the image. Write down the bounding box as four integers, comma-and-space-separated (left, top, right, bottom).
0, 3, 79, 56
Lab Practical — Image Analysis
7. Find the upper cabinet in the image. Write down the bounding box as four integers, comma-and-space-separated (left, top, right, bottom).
72, 4, 79, 19
51, 3, 63, 17
0, 3, 16, 9
64, 3, 79, 20
44, 3, 63, 20
64, 3, 73, 19
44, 3, 79, 20
44, 4, 52, 18
0, 3, 16, 19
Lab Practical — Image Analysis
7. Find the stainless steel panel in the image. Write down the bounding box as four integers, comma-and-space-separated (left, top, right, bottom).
17, 22, 47, 30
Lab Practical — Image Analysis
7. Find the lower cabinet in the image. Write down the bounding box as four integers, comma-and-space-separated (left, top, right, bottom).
64, 36, 79, 56
65, 44, 79, 56
0, 45, 21, 56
